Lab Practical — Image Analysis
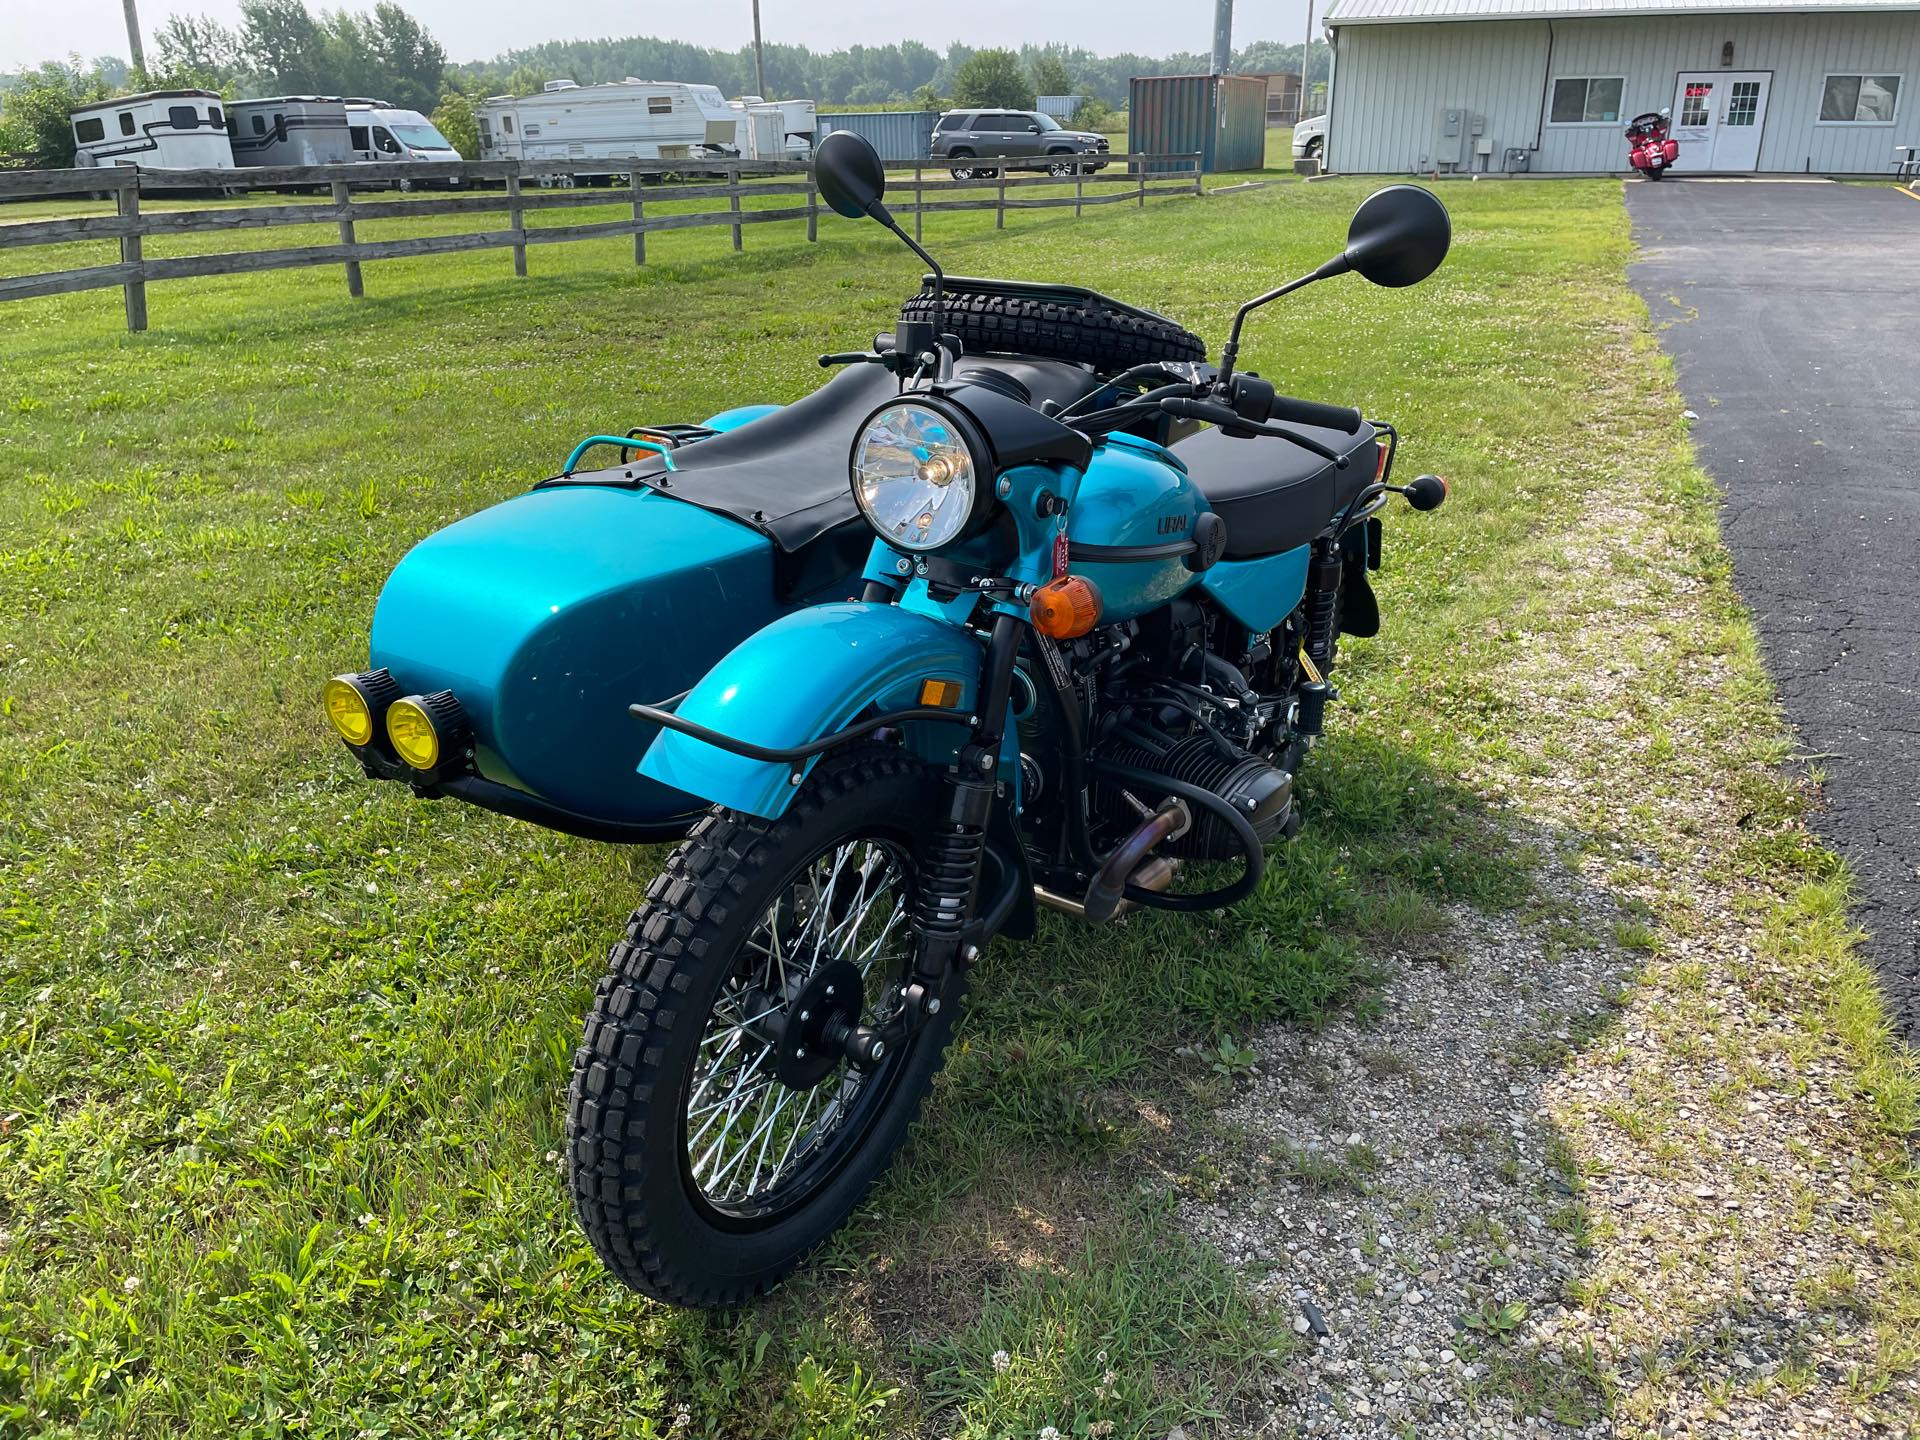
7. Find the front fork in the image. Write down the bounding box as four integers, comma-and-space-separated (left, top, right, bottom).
837, 611, 1025, 1070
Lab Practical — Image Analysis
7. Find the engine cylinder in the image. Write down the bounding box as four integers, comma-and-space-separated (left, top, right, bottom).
1097, 730, 1293, 860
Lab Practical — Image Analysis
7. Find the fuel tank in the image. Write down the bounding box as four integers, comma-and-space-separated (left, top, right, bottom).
368, 484, 800, 824
1065, 432, 1207, 622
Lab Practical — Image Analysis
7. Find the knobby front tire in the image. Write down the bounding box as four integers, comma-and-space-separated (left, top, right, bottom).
566, 746, 959, 1307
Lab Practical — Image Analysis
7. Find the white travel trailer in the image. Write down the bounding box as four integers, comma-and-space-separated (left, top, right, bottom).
728, 97, 817, 162
226, 96, 353, 168
767, 99, 817, 161
343, 100, 465, 187
728, 101, 784, 162
70, 90, 235, 171
479, 80, 739, 179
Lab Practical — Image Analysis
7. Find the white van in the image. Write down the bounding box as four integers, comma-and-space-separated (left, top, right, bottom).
343, 100, 465, 188
479, 80, 739, 180
227, 96, 353, 168
71, 90, 235, 171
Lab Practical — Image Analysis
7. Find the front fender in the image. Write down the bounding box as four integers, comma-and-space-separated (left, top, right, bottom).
639, 602, 988, 819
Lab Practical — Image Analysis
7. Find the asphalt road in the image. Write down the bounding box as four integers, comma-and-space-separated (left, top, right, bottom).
1627, 180, 1920, 1035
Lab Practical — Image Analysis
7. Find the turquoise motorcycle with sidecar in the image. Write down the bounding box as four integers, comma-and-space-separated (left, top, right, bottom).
322, 133, 1452, 1306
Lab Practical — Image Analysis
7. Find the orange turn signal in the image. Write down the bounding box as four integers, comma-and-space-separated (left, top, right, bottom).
1030, 576, 1103, 640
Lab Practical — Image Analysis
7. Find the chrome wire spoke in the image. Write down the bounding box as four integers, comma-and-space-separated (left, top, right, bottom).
683, 836, 914, 1208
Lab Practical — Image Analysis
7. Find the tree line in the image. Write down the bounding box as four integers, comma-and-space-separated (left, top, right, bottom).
2, 1, 1330, 168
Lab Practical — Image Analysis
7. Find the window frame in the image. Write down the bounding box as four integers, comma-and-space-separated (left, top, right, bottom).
118, 112, 136, 136
167, 104, 200, 129
1816, 73, 1903, 125
74, 116, 106, 143
647, 95, 673, 115
1547, 75, 1627, 126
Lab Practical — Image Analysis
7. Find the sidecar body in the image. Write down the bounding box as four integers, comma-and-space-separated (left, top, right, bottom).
357, 367, 908, 835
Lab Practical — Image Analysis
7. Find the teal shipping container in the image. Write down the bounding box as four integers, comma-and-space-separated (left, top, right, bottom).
1128, 73, 1268, 173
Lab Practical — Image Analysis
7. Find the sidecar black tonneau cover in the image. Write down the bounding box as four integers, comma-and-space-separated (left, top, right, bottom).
566, 358, 1106, 554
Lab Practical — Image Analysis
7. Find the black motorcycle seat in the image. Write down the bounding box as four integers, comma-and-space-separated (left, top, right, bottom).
598, 356, 1107, 554
1173, 419, 1380, 560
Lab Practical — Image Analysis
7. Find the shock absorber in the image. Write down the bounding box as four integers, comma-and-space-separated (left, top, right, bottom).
1303, 536, 1343, 672
914, 763, 993, 954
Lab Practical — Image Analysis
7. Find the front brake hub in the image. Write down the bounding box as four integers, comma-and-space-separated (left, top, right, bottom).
771, 959, 863, 1088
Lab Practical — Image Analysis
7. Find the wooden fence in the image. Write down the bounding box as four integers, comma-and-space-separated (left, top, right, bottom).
0, 154, 1203, 333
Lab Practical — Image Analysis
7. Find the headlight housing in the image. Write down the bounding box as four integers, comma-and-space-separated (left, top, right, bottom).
850, 399, 990, 552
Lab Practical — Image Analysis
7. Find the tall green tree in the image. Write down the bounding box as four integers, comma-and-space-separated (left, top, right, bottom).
367, 3, 447, 111
949, 49, 1034, 110
0, 60, 109, 167
151, 16, 246, 89
1028, 53, 1074, 100
430, 88, 478, 157
239, 0, 330, 94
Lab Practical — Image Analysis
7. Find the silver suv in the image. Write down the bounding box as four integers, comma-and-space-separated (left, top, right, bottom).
930, 109, 1110, 179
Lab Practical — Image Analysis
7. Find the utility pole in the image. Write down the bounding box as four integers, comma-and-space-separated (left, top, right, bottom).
751, 0, 767, 98
122, 0, 147, 77
1300, 0, 1313, 123
1210, 0, 1233, 75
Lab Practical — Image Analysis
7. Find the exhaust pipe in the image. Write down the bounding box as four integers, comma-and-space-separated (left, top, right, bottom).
1033, 848, 1182, 923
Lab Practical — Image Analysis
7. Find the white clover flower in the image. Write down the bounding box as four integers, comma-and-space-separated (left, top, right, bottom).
991, 1349, 1011, 1374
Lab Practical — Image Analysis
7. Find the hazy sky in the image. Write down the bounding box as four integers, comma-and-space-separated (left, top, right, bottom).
7, 0, 1321, 71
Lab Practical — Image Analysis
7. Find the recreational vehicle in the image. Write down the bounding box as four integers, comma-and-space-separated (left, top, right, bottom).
727, 101, 784, 162
478, 80, 739, 180
70, 90, 235, 171
734, 96, 817, 161
226, 96, 353, 168
343, 101, 465, 187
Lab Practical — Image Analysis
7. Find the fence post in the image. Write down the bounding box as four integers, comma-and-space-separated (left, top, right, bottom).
1193, 153, 1204, 195
996, 164, 1006, 229
805, 170, 817, 243
631, 169, 647, 266
729, 164, 743, 252
913, 161, 923, 245
1137, 162, 1147, 209
330, 178, 364, 299
1074, 166, 1083, 219
115, 176, 147, 333
506, 167, 527, 277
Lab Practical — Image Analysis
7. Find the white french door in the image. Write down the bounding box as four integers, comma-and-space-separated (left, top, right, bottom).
1671, 72, 1771, 172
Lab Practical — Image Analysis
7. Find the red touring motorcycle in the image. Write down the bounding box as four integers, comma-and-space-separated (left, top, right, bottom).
1626, 109, 1679, 179
324, 132, 1453, 1305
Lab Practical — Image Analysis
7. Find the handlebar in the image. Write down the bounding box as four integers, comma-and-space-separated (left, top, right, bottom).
1264, 393, 1363, 435
1157, 397, 1347, 466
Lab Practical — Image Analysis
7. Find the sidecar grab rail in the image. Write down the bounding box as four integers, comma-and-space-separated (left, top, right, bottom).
563, 434, 677, 475
629, 700, 975, 772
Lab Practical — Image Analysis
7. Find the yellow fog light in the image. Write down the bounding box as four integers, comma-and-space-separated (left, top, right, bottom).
387, 697, 442, 771
384, 689, 471, 774
324, 669, 400, 748
324, 679, 374, 745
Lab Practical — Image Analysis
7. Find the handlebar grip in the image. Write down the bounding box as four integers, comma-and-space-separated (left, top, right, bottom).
1266, 394, 1364, 434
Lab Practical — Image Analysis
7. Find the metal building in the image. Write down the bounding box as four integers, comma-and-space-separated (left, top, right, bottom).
814, 110, 935, 163
1129, 73, 1269, 172
1322, 0, 1920, 175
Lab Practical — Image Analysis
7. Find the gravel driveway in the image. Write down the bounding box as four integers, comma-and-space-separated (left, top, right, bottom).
1626, 179, 1920, 1035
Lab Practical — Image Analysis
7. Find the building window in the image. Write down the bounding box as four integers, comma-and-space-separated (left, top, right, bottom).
1549, 77, 1625, 124
648, 96, 672, 114
1820, 74, 1901, 123
118, 112, 135, 135
75, 116, 106, 143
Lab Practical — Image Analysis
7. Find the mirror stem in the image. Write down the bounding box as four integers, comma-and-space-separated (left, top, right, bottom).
868, 199, 944, 346
1216, 255, 1352, 386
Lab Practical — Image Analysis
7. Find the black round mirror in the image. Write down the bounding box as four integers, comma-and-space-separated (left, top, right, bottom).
1343, 185, 1451, 288
815, 131, 886, 220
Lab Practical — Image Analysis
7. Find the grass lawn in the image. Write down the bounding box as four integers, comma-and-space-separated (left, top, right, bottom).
1, 173, 1913, 1437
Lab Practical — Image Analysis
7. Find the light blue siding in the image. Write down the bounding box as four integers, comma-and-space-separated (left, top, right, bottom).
1327, 10, 1920, 172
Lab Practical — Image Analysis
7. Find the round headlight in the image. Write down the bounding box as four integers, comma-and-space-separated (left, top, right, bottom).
851, 401, 986, 552
324, 678, 375, 746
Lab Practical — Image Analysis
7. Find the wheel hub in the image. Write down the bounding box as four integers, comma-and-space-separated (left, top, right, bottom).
769, 959, 863, 1088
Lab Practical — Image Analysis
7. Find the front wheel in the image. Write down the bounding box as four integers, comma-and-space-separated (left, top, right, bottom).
567, 746, 958, 1306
